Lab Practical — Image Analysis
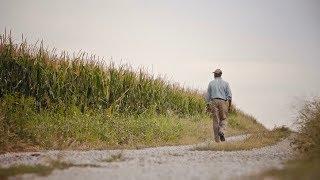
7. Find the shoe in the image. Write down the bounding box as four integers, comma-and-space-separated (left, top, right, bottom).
219, 132, 225, 142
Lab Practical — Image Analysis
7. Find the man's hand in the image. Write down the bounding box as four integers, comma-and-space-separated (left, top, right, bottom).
206, 104, 211, 113
228, 99, 232, 113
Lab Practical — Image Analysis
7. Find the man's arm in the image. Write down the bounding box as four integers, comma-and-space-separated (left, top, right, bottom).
226, 82, 232, 112
206, 83, 211, 103
228, 99, 232, 112
206, 83, 211, 112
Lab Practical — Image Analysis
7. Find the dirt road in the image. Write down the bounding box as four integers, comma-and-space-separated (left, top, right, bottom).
0, 135, 293, 180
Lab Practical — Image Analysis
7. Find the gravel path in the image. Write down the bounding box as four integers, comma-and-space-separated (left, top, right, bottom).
0, 135, 293, 180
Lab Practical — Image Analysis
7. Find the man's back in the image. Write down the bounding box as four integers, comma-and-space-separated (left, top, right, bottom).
206, 77, 232, 102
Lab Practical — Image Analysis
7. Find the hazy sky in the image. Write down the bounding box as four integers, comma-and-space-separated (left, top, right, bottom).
1, 0, 320, 128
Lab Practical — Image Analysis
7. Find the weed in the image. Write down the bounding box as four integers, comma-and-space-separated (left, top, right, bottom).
100, 152, 125, 163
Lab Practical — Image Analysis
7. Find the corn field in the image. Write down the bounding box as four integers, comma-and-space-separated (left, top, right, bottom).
0, 32, 206, 116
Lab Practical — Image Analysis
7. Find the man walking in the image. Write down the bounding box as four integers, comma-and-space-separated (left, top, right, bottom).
206, 69, 232, 142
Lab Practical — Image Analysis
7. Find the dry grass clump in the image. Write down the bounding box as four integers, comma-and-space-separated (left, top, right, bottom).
252, 98, 320, 180
293, 98, 320, 155
194, 127, 290, 151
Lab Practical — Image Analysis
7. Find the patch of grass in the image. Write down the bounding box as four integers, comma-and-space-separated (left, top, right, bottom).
194, 127, 290, 151
0, 164, 54, 179
251, 98, 320, 179
0, 158, 104, 180
0, 94, 267, 153
100, 152, 125, 163
0, 160, 72, 180
226, 109, 266, 136
0, 95, 213, 153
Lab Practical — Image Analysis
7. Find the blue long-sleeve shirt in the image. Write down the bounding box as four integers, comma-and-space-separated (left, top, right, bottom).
206, 77, 232, 103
